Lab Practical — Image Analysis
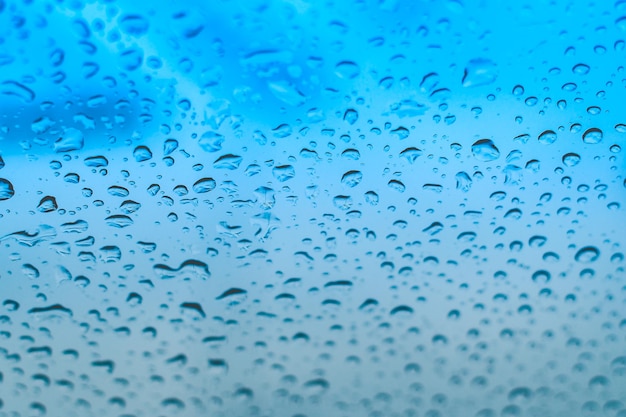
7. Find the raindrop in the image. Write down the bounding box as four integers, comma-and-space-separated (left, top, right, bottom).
335, 61, 360, 79
572, 63, 590, 74
341, 170, 362, 187
0, 178, 15, 200
471, 139, 500, 161
119, 14, 149, 36
538, 130, 557, 145
462, 58, 497, 87
575, 246, 599, 263
562, 153, 581, 167
133, 146, 153, 162
37, 196, 58, 212
54, 128, 84, 152
213, 154, 242, 170
582, 128, 603, 144
193, 178, 216, 193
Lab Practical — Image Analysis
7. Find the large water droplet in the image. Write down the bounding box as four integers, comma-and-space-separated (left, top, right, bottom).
54, 128, 84, 152
471, 139, 500, 161
575, 246, 600, 263
538, 130, 557, 144
119, 14, 150, 36
462, 58, 497, 87
582, 128, 603, 144
334, 61, 360, 79
0, 178, 15, 200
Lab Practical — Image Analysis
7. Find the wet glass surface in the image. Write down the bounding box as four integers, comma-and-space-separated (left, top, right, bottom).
0, 1, 625, 416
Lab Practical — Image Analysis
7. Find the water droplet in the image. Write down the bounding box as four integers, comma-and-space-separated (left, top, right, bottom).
119, 14, 149, 35
272, 165, 295, 182
0, 178, 15, 200
108, 186, 129, 197
105, 215, 134, 228
341, 170, 362, 187
538, 130, 557, 145
268, 81, 307, 106
334, 61, 360, 79
531, 270, 551, 283
582, 128, 603, 144
28, 304, 73, 317
471, 139, 500, 161
562, 153, 581, 167
387, 179, 406, 192
193, 178, 216, 193
154, 259, 210, 280
180, 302, 205, 318
37, 196, 58, 212
1, 80, 35, 102
216, 287, 247, 300
133, 145, 152, 162
333, 195, 353, 209
213, 154, 242, 170
575, 246, 599, 263
400, 147, 422, 163
462, 58, 497, 87
54, 128, 84, 152
84, 155, 108, 167
572, 63, 590, 74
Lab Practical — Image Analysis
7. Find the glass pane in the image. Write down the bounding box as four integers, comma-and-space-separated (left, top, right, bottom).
0, 1, 625, 416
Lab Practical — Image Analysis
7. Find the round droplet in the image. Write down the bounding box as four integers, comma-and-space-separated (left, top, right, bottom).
119, 14, 150, 36
538, 130, 557, 145
582, 128, 603, 144
471, 139, 500, 161
193, 178, 216, 193
54, 128, 84, 152
0, 178, 15, 200
587, 106, 601, 115
531, 270, 551, 283
341, 170, 363, 188
272, 165, 295, 182
575, 246, 599, 263
572, 63, 590, 74
562, 153, 581, 167
462, 58, 497, 87
525, 96, 538, 106
37, 196, 58, 212
334, 61, 360, 79
133, 145, 153, 162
